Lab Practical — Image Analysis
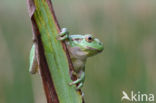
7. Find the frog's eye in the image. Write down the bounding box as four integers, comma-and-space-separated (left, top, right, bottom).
85, 36, 94, 42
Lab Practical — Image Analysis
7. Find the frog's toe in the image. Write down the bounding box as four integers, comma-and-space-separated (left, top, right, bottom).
69, 78, 82, 86
69, 81, 79, 86
69, 82, 74, 86
61, 28, 68, 34
76, 83, 83, 90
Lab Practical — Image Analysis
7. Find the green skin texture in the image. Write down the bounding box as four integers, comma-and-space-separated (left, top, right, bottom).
29, 28, 104, 90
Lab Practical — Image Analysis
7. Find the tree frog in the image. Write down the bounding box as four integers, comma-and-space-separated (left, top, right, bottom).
29, 28, 104, 90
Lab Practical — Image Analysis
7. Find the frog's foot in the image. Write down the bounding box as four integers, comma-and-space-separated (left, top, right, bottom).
29, 44, 39, 74
69, 81, 84, 90
57, 28, 69, 41
69, 77, 84, 90
69, 71, 85, 89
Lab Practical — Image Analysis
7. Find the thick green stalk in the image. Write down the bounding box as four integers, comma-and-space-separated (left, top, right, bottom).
27, 0, 83, 103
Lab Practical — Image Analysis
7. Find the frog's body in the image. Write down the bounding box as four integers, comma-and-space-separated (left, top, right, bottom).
66, 34, 103, 72
29, 28, 104, 89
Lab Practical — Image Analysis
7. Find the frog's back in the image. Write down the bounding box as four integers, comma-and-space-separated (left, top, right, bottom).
69, 34, 84, 40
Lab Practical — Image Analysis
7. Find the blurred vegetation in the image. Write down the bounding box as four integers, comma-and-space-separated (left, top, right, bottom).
0, 0, 156, 103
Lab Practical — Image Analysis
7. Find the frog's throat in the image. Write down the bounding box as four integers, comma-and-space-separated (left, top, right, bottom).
86, 46, 103, 53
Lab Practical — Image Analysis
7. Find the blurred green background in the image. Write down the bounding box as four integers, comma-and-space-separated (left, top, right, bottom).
0, 0, 156, 103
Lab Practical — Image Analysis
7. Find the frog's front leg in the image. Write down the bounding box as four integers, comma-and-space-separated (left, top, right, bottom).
29, 44, 39, 74
57, 28, 69, 41
69, 71, 85, 90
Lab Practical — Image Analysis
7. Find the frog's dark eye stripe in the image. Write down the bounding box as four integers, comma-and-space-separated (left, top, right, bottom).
72, 38, 82, 42
75, 38, 82, 41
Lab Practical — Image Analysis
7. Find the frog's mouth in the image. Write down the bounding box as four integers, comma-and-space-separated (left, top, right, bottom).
86, 46, 103, 53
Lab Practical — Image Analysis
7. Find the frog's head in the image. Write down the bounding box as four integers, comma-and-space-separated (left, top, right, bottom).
74, 34, 104, 57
